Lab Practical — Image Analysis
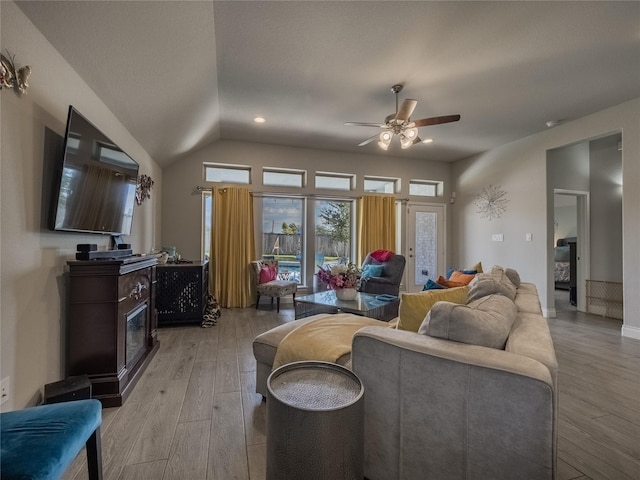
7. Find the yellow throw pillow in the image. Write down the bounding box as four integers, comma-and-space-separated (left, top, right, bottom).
467, 261, 483, 273
397, 286, 469, 332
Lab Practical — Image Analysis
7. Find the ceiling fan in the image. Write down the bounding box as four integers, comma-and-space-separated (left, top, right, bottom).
345, 84, 461, 150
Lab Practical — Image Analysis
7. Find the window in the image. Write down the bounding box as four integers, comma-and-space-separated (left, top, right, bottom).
263, 168, 305, 188
315, 172, 354, 191
262, 197, 305, 284
409, 180, 442, 197
314, 200, 354, 268
204, 163, 251, 184
364, 176, 399, 193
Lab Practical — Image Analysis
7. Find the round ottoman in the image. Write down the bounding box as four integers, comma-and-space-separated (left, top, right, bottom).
266, 361, 364, 480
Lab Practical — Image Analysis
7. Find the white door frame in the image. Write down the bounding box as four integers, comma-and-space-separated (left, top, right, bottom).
554, 189, 590, 312
405, 203, 446, 293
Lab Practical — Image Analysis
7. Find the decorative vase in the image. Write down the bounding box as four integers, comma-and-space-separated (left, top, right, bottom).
335, 288, 357, 301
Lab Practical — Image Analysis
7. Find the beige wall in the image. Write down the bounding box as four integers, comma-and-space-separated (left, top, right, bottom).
452, 98, 640, 339
1, 2, 162, 410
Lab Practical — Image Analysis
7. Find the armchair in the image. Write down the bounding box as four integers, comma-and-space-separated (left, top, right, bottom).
359, 252, 406, 296
251, 260, 297, 312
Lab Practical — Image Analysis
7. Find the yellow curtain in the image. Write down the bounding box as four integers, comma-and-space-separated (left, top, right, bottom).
211, 187, 256, 308
357, 195, 396, 264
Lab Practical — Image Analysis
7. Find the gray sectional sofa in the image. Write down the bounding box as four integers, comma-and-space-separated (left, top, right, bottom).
253, 266, 558, 479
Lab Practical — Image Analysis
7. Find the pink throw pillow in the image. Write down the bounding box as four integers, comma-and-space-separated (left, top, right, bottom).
259, 266, 277, 283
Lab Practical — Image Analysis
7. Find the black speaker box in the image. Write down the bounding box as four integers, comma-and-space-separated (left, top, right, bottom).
44, 375, 92, 404
76, 244, 97, 252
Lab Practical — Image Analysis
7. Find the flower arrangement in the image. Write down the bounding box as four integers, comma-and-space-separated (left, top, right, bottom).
317, 262, 360, 290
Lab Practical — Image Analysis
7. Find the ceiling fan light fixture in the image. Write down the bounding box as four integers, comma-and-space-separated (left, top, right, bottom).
378, 130, 392, 150
400, 134, 413, 149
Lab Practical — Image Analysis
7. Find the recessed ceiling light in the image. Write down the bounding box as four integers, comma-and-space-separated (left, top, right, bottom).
254, 116, 266, 124
422, 138, 434, 144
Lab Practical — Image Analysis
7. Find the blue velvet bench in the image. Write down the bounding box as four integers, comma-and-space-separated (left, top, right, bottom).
0, 399, 103, 480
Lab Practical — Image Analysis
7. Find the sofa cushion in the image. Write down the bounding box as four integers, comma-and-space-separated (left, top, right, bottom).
422, 279, 445, 290
467, 274, 516, 302
419, 294, 517, 349
493, 264, 521, 288
361, 264, 384, 278
448, 270, 476, 285
467, 261, 483, 273
437, 275, 467, 288
397, 286, 468, 332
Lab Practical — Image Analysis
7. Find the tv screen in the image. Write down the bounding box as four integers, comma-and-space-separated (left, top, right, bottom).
50, 106, 139, 236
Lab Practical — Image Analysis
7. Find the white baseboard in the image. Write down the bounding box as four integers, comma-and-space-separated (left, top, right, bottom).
621, 324, 640, 340
543, 308, 556, 318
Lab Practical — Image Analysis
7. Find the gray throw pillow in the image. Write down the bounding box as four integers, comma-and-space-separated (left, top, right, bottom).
467, 274, 516, 302
504, 268, 521, 288
419, 294, 517, 349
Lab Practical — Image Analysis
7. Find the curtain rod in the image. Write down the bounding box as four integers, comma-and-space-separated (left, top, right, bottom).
194, 186, 409, 202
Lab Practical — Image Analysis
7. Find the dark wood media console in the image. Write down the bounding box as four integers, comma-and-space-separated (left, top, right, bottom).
66, 256, 160, 407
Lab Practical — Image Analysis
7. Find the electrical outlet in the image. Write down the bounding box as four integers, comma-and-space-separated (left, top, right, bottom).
491, 234, 504, 242
1, 377, 9, 405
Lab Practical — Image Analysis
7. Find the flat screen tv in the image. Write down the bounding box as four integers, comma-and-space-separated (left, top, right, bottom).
50, 106, 139, 236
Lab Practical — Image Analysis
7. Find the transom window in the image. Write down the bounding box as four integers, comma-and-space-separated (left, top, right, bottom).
409, 180, 442, 197
315, 172, 354, 191
204, 163, 251, 184
364, 176, 400, 193
263, 168, 305, 188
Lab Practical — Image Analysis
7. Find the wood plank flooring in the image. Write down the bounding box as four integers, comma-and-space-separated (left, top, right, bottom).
64, 303, 640, 480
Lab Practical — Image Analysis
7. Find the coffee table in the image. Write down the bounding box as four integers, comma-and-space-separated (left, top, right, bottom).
294, 290, 399, 321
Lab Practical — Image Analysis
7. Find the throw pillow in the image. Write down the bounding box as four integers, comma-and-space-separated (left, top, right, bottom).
397, 286, 469, 332
370, 249, 394, 262
467, 261, 484, 273
419, 294, 517, 349
437, 275, 466, 288
422, 279, 445, 291
259, 265, 277, 284
448, 270, 476, 285
467, 273, 516, 302
361, 264, 384, 279
504, 267, 521, 288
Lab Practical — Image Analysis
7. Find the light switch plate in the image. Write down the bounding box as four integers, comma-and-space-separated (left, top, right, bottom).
492, 234, 504, 242
526, 233, 533, 242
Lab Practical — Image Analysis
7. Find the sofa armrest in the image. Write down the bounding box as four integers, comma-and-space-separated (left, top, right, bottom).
352, 327, 556, 480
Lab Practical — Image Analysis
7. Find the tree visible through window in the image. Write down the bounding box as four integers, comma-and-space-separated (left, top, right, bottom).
315, 200, 353, 266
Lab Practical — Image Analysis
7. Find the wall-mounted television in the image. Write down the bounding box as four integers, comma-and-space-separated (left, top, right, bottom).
50, 106, 139, 236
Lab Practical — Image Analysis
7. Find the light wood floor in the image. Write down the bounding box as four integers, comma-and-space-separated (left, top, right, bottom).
64, 301, 640, 480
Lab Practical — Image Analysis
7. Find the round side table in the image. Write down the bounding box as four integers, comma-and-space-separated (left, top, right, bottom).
266, 361, 365, 480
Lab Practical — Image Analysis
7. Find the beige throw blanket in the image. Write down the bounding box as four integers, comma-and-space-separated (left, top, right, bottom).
272, 313, 388, 369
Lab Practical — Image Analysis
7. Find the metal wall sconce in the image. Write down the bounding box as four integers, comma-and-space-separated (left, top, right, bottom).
0, 50, 31, 96
136, 174, 155, 205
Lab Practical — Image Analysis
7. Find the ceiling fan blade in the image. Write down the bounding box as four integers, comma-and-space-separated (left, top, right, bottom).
358, 133, 380, 147
395, 99, 418, 122
414, 114, 461, 127
345, 122, 386, 127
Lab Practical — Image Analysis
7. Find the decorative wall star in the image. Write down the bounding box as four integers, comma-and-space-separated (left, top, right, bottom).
474, 184, 509, 220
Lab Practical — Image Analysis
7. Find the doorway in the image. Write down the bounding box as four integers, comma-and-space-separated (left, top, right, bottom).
553, 190, 590, 312
405, 203, 445, 293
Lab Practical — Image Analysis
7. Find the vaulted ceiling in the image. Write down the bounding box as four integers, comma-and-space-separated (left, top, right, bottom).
16, 1, 640, 167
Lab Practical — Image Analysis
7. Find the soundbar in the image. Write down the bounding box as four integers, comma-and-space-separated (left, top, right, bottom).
75, 249, 133, 261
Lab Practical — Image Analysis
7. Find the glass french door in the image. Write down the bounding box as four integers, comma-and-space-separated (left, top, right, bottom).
406, 204, 445, 292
